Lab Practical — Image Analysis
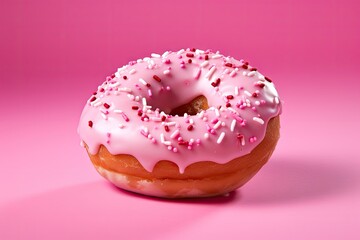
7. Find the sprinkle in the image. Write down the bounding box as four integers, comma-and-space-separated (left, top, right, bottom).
103, 103, 110, 109
153, 75, 161, 82
244, 90, 252, 97
151, 53, 161, 58
230, 119, 236, 132
242, 64, 248, 69
177, 49, 185, 55
148, 89, 152, 97
164, 125, 170, 132
234, 86, 239, 96
215, 108, 220, 117
229, 68, 238, 77
101, 113, 107, 120
194, 68, 201, 80
213, 121, 222, 129
247, 71, 256, 77
249, 137, 257, 143
142, 97, 147, 107
200, 61, 209, 68
170, 129, 180, 139
88, 121, 93, 128
162, 51, 170, 57
205, 55, 209, 60
186, 53, 194, 58
205, 66, 216, 80
110, 82, 120, 88
217, 132, 225, 144
212, 54, 222, 59
265, 76, 272, 82
226, 95, 234, 100
225, 63, 233, 67
119, 87, 132, 93
129, 69, 136, 75
198, 110, 205, 119
255, 81, 266, 88
204, 133, 209, 139
164, 121, 176, 126
163, 69, 170, 75
211, 78, 221, 87
237, 134, 245, 146
90, 96, 97, 102
123, 76, 128, 80
187, 125, 194, 131
132, 106, 139, 110
253, 117, 264, 124
139, 78, 148, 86
93, 101, 102, 107
255, 101, 260, 105
113, 109, 123, 114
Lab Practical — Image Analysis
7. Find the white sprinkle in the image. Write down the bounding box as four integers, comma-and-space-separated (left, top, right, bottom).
253, 117, 264, 124
135, 96, 140, 101
230, 119, 236, 132
217, 132, 225, 144
205, 66, 216, 80
255, 101, 260, 105
148, 89, 152, 97
150, 117, 162, 122
244, 90, 252, 97
160, 133, 165, 142
151, 53, 161, 58
119, 124, 125, 128
165, 122, 176, 126
170, 129, 180, 139
227, 107, 237, 113
142, 97, 147, 106
189, 118, 194, 124
204, 133, 209, 139
274, 97, 280, 104
195, 49, 204, 55
242, 71, 247, 76
127, 94, 135, 100
109, 82, 120, 88
215, 108, 220, 117
229, 68, 238, 77
222, 68, 230, 75
163, 69, 170, 75
200, 61, 209, 68
247, 71, 256, 77
129, 69, 136, 75
163, 141, 172, 146
198, 110, 205, 119
119, 87, 132, 93
93, 101, 102, 107
184, 113, 188, 118
212, 54, 222, 59
177, 49, 185, 55
139, 78, 148, 86
194, 68, 201, 80
137, 59, 143, 63
162, 51, 170, 58
113, 109, 123, 113
101, 113, 107, 120
234, 86, 239, 96
213, 121, 222, 129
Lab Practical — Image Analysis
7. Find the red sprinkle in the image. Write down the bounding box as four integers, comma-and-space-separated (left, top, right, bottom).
153, 75, 161, 82
226, 95, 234, 100
205, 55, 209, 60
186, 53, 194, 58
164, 125, 170, 132
211, 78, 221, 87
242, 64, 248, 69
264, 76, 272, 82
90, 96, 97, 102
256, 82, 266, 88
187, 125, 194, 131
178, 140, 189, 146
111, 74, 115, 78
225, 63, 233, 67
132, 106, 139, 110
188, 59, 192, 63
252, 92, 259, 97
88, 121, 93, 128
123, 76, 128, 80
103, 103, 110, 109
99, 88, 105, 92
146, 83, 151, 87
161, 115, 166, 121
137, 110, 143, 116
237, 134, 244, 141
250, 67, 257, 71
226, 103, 231, 107
191, 48, 196, 52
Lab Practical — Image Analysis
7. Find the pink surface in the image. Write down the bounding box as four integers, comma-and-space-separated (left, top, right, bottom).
0, 0, 359, 239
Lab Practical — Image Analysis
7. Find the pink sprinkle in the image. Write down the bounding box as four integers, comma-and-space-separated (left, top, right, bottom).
140, 130, 149, 137
194, 68, 201, 80
121, 112, 129, 122
173, 147, 178, 153
148, 89, 152, 97
249, 137, 257, 143
211, 118, 219, 124
170, 129, 180, 139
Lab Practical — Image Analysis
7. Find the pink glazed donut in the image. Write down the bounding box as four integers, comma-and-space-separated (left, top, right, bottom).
78, 48, 282, 198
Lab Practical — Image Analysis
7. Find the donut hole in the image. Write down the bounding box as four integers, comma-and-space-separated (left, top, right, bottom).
169, 95, 209, 116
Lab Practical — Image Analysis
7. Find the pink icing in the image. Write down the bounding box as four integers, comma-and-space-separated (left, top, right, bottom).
78, 48, 282, 173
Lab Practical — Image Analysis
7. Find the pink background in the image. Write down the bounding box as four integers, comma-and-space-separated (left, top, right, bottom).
1, 0, 360, 239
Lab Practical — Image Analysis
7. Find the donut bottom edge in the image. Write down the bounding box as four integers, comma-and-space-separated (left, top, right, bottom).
86, 116, 280, 198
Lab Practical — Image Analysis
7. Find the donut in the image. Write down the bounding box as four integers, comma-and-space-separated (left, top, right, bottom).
78, 48, 282, 198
